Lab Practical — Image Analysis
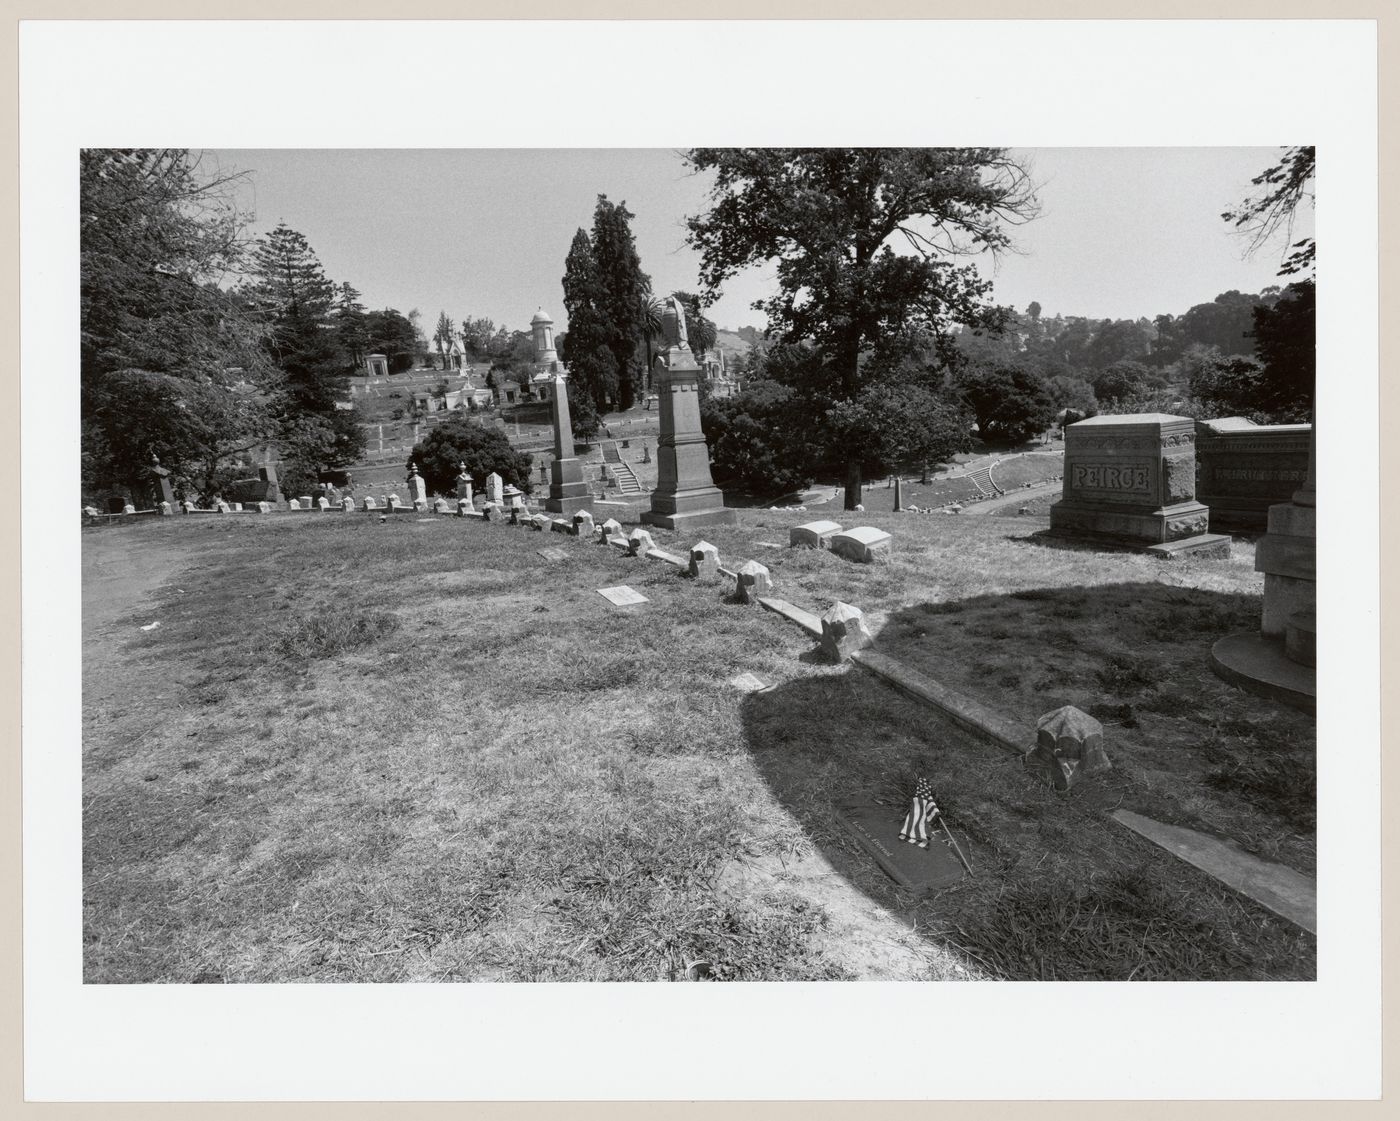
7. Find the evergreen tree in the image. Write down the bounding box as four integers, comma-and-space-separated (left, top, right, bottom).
246, 222, 335, 320
590, 196, 651, 410
334, 282, 370, 372
433, 311, 456, 370
559, 227, 617, 412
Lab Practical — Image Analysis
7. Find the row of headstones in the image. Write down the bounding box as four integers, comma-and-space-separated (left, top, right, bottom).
788, 519, 891, 564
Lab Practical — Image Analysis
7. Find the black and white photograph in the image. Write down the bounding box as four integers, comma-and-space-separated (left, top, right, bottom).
19, 16, 1381, 1105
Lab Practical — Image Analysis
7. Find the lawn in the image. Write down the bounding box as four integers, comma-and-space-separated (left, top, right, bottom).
82, 504, 1314, 981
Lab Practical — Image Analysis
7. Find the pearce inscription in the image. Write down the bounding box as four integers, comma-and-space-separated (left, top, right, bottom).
1070, 462, 1151, 493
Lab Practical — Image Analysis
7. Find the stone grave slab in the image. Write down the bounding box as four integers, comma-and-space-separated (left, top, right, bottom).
830, 526, 892, 563
729, 672, 771, 694
597, 585, 649, 607
835, 803, 965, 894
537, 546, 570, 563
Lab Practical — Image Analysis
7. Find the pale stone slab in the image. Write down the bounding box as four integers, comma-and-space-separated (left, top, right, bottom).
537, 547, 569, 562
829, 526, 892, 563
821, 601, 872, 661
597, 585, 649, 606
1112, 809, 1316, 934
729, 672, 771, 694
790, 520, 843, 549
736, 560, 773, 602
757, 597, 824, 637
626, 528, 656, 557
690, 540, 720, 578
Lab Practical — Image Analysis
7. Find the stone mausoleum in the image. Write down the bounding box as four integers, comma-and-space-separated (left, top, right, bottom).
1195, 416, 1312, 532
1048, 413, 1229, 558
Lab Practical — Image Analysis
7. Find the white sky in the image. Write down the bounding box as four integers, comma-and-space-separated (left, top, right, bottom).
210, 146, 1313, 336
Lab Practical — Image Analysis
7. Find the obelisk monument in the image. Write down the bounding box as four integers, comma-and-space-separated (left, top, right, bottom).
642, 297, 734, 530
541, 314, 591, 517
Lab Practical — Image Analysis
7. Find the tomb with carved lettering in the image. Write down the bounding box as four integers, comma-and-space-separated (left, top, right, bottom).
1047, 413, 1229, 558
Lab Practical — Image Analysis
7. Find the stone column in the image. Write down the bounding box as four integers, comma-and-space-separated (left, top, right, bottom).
544, 365, 591, 517
407, 463, 428, 507
642, 300, 734, 531
456, 463, 474, 507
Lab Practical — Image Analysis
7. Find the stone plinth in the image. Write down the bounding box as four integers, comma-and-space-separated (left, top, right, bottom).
642, 327, 734, 531
544, 365, 592, 518
1195, 417, 1311, 532
1048, 413, 1229, 557
790, 520, 842, 549
829, 526, 892, 564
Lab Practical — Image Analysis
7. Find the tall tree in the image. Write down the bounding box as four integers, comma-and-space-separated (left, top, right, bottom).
559, 227, 617, 412
590, 195, 651, 411
245, 222, 335, 321
334, 282, 370, 372
433, 311, 456, 370
364, 308, 418, 373
686, 148, 1038, 508
80, 148, 276, 498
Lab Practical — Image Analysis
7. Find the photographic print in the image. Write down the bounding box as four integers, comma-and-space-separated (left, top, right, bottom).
79, 144, 1317, 983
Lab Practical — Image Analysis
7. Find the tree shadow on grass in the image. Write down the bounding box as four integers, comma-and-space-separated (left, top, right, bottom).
737, 581, 1317, 981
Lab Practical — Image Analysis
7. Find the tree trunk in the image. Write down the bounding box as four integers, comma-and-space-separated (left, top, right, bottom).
844, 458, 862, 511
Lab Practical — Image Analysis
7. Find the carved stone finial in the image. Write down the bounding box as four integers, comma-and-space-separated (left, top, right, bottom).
662, 295, 691, 351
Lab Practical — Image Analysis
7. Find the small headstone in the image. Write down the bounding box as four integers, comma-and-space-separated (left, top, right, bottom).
627, 528, 656, 557
182, 501, 196, 514
736, 560, 772, 603
258, 502, 272, 514
829, 526, 892, 564
486, 472, 504, 505
342, 497, 355, 511
158, 501, 173, 516
216, 501, 230, 514
413, 498, 429, 512
530, 513, 553, 531
537, 546, 569, 562
362, 496, 377, 510
433, 497, 449, 513
318, 496, 331, 511
573, 510, 595, 538
690, 541, 720, 579
481, 502, 498, 521
820, 601, 872, 662
598, 518, 623, 542
233, 502, 243, 512
299, 496, 313, 508
84, 506, 100, 517
790, 520, 842, 549
642, 442, 652, 464
1023, 706, 1111, 791
893, 477, 903, 512
598, 585, 649, 607
387, 493, 402, 510
122, 503, 137, 515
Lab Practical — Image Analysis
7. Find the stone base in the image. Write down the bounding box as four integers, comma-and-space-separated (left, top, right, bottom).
1049, 499, 1211, 545
641, 505, 737, 531
1038, 529, 1231, 560
543, 494, 593, 518
1210, 632, 1316, 714
1143, 533, 1232, 560
1285, 610, 1316, 667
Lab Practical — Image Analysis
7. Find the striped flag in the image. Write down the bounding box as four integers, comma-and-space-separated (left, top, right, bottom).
898, 777, 941, 849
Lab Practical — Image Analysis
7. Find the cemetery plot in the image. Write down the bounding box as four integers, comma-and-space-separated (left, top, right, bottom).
597, 586, 648, 607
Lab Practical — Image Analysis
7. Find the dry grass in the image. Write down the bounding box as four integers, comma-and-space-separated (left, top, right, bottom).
82, 504, 1313, 982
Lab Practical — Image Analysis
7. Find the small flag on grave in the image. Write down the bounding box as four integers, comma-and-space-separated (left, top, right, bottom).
898, 776, 941, 849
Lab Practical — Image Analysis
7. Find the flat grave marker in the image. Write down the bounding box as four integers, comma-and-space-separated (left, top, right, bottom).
536, 547, 570, 562
597, 585, 649, 607
729, 672, 771, 694
835, 802, 965, 894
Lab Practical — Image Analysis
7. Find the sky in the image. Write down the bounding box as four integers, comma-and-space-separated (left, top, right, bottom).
210, 147, 1312, 336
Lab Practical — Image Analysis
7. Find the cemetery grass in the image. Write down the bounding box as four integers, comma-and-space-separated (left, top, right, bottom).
83, 508, 1313, 982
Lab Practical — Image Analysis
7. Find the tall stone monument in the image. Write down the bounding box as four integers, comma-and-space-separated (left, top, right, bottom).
149, 454, 176, 508
540, 317, 592, 518
407, 462, 428, 506
1047, 413, 1228, 558
642, 297, 734, 531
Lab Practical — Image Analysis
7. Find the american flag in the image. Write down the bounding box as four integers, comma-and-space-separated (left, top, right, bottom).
898, 777, 941, 849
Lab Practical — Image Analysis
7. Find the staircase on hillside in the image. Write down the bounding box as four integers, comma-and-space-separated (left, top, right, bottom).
602, 442, 623, 464
610, 461, 644, 495
962, 466, 1002, 496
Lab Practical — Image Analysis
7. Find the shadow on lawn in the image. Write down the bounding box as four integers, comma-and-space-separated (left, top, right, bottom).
736, 581, 1317, 982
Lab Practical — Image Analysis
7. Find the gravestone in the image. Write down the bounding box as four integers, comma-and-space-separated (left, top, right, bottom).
642, 296, 735, 531
893, 477, 903, 512
83, 506, 99, 517
736, 560, 772, 602
1047, 414, 1229, 558
122, 503, 137, 515
790, 520, 843, 549
149, 455, 176, 508
387, 493, 402, 511
627, 528, 656, 557
597, 585, 649, 607
599, 518, 623, 543
573, 510, 594, 538
1195, 417, 1312, 532
158, 501, 172, 516
530, 513, 553, 531
407, 463, 428, 507
298, 496, 313, 509
835, 803, 965, 894
182, 500, 196, 514
829, 526, 892, 564
456, 463, 474, 506
342, 497, 355, 512
820, 602, 872, 663
1023, 706, 1111, 791
433, 497, 448, 514
690, 541, 720, 579
485, 472, 504, 507
362, 496, 377, 510
537, 546, 569, 562
544, 363, 592, 518
258, 501, 272, 513
317, 496, 331, 511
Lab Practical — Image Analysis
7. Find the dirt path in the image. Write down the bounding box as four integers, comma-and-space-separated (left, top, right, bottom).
960, 482, 1060, 516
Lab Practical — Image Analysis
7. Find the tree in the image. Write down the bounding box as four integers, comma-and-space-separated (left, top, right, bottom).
364, 308, 418, 373
245, 223, 335, 321
701, 379, 815, 496
559, 227, 617, 412
433, 311, 456, 370
686, 148, 1038, 509
952, 362, 1057, 444
638, 293, 667, 394
80, 148, 277, 498
828, 381, 973, 479
459, 316, 495, 359
1249, 279, 1314, 420
1222, 145, 1315, 277
590, 196, 651, 410
408, 415, 534, 496
672, 290, 718, 361
334, 283, 370, 372
1090, 359, 1159, 406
